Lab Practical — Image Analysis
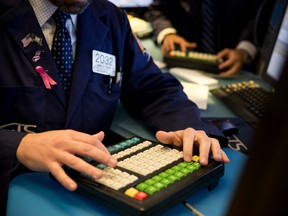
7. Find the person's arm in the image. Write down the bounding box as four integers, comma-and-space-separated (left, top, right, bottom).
145, 0, 176, 45
0, 129, 26, 215
145, 0, 197, 53
236, 40, 258, 65
118, 8, 228, 165
216, 21, 259, 76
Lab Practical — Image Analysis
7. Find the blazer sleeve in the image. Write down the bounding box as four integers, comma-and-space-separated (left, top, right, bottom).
0, 129, 26, 215
118, 11, 228, 147
145, 0, 176, 43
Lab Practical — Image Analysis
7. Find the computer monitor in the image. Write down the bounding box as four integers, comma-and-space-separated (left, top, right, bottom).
257, 0, 288, 88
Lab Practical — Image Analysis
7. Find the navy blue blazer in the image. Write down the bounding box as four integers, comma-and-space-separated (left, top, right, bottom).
0, 0, 226, 212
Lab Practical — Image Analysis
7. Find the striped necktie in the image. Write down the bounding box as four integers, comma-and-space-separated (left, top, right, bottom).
201, 0, 216, 54
52, 9, 73, 99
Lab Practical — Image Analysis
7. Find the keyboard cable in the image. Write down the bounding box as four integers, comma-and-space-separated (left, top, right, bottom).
182, 201, 205, 216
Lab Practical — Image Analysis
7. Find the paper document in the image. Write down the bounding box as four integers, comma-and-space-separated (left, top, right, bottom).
127, 15, 153, 38
169, 67, 218, 85
154, 60, 166, 69
181, 81, 208, 110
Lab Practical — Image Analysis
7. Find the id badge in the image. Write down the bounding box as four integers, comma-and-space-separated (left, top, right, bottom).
92, 50, 116, 76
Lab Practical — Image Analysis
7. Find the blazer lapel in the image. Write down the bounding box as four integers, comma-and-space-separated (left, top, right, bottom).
1, 0, 67, 109
65, 4, 109, 127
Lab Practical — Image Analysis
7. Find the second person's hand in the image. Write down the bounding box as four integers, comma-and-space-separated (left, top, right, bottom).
162, 34, 197, 54
216, 48, 245, 77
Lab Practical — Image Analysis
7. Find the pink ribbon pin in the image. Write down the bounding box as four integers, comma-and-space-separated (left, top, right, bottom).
35, 66, 57, 89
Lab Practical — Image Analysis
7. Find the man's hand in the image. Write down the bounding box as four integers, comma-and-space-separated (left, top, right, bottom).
216, 48, 245, 77
16, 130, 117, 191
162, 34, 197, 54
156, 128, 230, 166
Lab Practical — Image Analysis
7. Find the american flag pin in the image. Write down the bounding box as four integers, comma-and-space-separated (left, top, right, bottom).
21, 33, 43, 48
32, 50, 44, 62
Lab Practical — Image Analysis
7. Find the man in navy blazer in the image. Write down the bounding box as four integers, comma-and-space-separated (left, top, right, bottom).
0, 0, 229, 213
146, 0, 264, 76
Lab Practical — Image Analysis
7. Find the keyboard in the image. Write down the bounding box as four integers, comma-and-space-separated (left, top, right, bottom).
210, 81, 273, 129
63, 136, 224, 215
163, 50, 222, 74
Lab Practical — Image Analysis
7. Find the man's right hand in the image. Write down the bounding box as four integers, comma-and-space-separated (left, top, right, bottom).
16, 130, 117, 191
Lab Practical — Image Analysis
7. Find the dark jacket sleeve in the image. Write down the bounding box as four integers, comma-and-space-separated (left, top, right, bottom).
0, 129, 26, 216
117, 10, 227, 146
144, 0, 175, 43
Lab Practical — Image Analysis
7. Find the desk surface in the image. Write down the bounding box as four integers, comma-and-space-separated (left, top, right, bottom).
6, 148, 246, 216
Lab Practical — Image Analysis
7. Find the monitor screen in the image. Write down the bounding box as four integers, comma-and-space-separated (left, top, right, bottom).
258, 0, 288, 88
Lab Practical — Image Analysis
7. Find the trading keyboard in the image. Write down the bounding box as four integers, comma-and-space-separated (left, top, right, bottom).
163, 50, 222, 74
210, 80, 273, 129
63, 136, 224, 215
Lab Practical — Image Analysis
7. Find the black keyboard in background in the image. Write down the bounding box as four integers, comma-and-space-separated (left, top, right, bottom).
210, 81, 273, 129
62, 136, 224, 215
163, 50, 221, 74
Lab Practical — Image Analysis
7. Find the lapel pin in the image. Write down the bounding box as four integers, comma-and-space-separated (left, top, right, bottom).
21, 33, 43, 48
32, 50, 44, 62
35, 66, 57, 89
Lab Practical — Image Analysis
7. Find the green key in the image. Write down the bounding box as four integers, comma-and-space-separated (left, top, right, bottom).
136, 182, 149, 191
180, 168, 190, 176
174, 171, 185, 179
131, 137, 140, 143
113, 144, 122, 151
165, 168, 175, 175
151, 175, 162, 182
167, 175, 178, 183
186, 164, 197, 172
160, 178, 172, 187
83, 157, 93, 163
119, 142, 129, 148
144, 186, 158, 195
192, 162, 201, 170
158, 172, 169, 178
96, 164, 107, 170
144, 179, 156, 185
178, 162, 188, 168
171, 165, 181, 172
107, 146, 117, 154
153, 182, 166, 190
125, 139, 134, 146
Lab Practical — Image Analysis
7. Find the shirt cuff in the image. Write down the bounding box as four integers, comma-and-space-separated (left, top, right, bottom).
236, 40, 258, 64
157, 28, 177, 45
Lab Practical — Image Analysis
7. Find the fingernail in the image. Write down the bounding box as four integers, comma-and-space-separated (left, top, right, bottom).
108, 157, 117, 166
93, 170, 103, 179
69, 183, 77, 191
184, 153, 192, 162
200, 158, 208, 166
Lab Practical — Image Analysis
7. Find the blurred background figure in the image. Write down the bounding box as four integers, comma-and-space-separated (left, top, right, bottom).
146, 0, 273, 76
